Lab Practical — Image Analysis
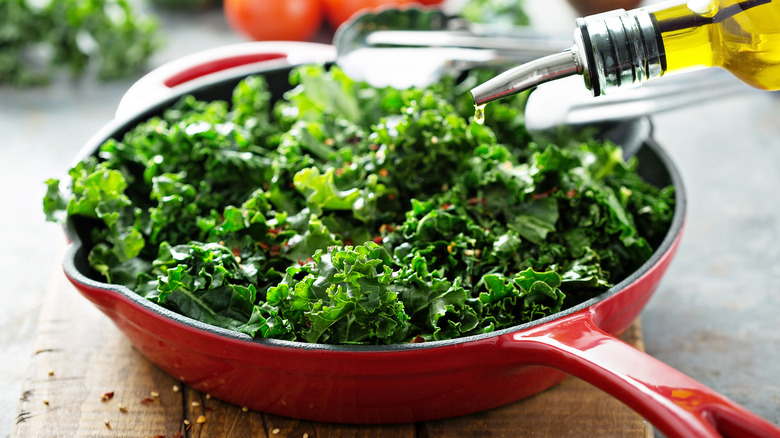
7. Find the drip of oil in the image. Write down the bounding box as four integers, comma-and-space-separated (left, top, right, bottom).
651, 0, 780, 90
473, 104, 486, 124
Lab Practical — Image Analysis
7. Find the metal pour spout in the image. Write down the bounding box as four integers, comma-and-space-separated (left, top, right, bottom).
470, 7, 664, 106
470, 49, 582, 106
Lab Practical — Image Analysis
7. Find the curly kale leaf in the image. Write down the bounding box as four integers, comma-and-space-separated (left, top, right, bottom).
43, 65, 675, 345
256, 243, 411, 344
149, 242, 258, 332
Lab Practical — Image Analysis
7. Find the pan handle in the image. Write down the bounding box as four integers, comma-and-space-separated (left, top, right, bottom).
510, 311, 780, 438
114, 42, 337, 121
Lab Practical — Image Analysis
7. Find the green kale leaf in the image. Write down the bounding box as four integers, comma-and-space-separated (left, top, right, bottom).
44, 65, 675, 344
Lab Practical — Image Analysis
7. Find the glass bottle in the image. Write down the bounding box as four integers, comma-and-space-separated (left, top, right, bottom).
470, 0, 780, 107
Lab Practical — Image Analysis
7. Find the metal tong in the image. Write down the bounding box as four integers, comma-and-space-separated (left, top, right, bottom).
333, 7, 570, 89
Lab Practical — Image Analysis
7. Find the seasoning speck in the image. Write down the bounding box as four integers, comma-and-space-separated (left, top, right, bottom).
47, 370, 54, 377
172, 385, 180, 392
43, 399, 49, 406
119, 403, 128, 413
141, 397, 155, 405
205, 393, 212, 400
101, 391, 115, 402
241, 406, 249, 412
272, 428, 280, 435
104, 419, 111, 429
196, 415, 207, 424
191, 401, 201, 407
303, 434, 309, 438
183, 419, 191, 426
150, 391, 160, 398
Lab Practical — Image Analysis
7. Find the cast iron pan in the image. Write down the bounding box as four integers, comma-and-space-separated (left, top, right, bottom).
61, 42, 780, 438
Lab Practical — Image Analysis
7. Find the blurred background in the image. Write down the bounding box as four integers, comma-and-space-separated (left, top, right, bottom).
1, 0, 778, 436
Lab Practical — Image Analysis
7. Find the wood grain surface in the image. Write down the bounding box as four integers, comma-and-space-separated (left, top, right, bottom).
12, 263, 653, 438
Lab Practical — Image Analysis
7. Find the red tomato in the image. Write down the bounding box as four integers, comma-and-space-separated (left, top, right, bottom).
323, 0, 444, 30
224, 0, 324, 42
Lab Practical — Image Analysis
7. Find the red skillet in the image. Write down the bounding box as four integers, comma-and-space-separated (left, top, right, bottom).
62, 41, 780, 438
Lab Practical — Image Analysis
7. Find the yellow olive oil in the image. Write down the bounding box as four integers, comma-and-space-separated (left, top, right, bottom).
470, 0, 780, 111
650, 0, 780, 89
473, 104, 486, 124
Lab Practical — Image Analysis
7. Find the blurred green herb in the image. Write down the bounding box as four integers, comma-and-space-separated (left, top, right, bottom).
460, 0, 531, 27
44, 65, 674, 344
0, 0, 159, 86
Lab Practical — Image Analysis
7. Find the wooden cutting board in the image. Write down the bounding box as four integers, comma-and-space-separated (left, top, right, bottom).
12, 260, 653, 438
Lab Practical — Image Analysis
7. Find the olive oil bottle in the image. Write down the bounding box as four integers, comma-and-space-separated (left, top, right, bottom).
471, 0, 780, 106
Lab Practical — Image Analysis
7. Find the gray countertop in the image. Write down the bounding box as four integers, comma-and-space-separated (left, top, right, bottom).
1, 2, 778, 436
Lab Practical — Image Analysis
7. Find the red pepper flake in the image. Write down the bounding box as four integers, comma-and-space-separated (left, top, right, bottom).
378, 168, 389, 178
232, 246, 241, 257
441, 203, 452, 210
532, 187, 559, 199
387, 193, 396, 201
335, 167, 346, 177
369, 144, 379, 151
298, 257, 314, 266
409, 335, 425, 343
101, 392, 114, 402
372, 235, 383, 245
141, 397, 155, 405
378, 224, 394, 234
467, 197, 482, 206
268, 227, 283, 236
565, 189, 577, 198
